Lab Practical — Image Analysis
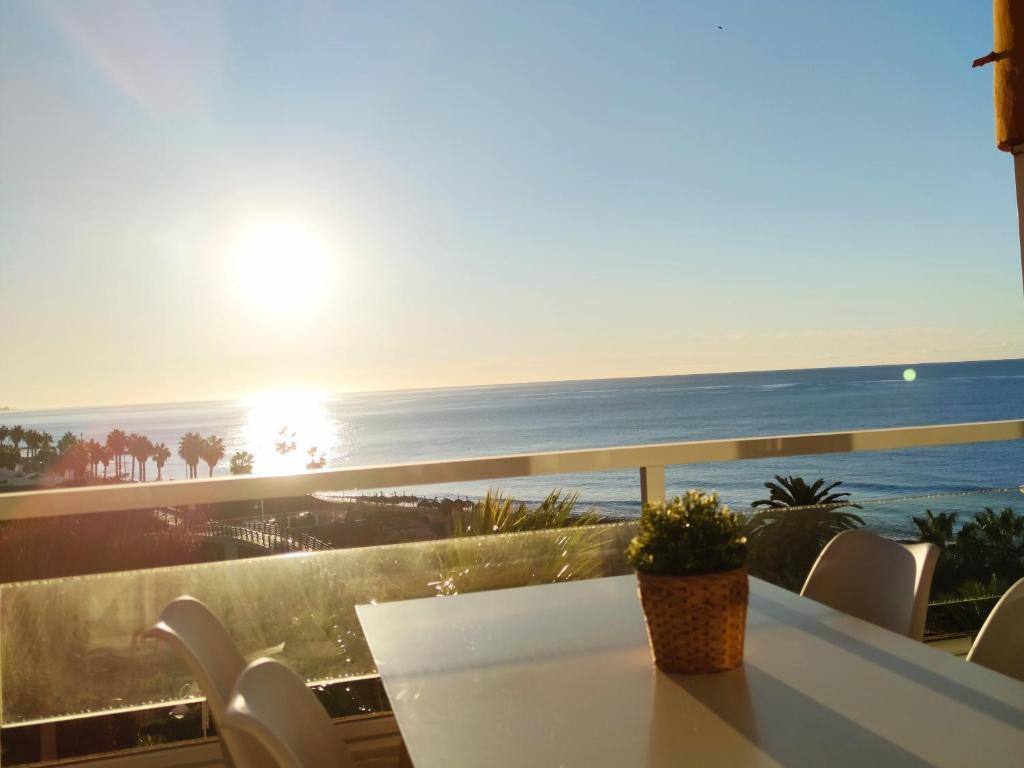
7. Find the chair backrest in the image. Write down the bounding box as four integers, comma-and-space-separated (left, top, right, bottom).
801, 530, 939, 640
966, 577, 1024, 682
223, 658, 355, 768
146, 596, 274, 768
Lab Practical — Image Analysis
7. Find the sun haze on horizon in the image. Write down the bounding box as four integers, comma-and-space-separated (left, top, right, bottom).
1, 2, 1022, 410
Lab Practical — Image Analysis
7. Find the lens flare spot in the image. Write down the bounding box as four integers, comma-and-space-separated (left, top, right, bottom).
903, 368, 917, 382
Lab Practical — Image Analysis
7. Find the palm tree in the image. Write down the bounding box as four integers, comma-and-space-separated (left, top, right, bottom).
95, 445, 112, 479
62, 441, 90, 482
0, 425, 9, 445
136, 434, 155, 481
752, 476, 861, 511
230, 450, 255, 475
126, 433, 142, 480
200, 435, 225, 477
152, 442, 171, 481
57, 431, 78, 455
9, 425, 24, 459
453, 490, 603, 537
84, 439, 104, 478
305, 446, 326, 470
32, 444, 57, 473
912, 510, 957, 549
0, 444, 18, 470
142, 436, 154, 480
744, 476, 864, 591
178, 433, 203, 479
126, 433, 153, 481
23, 429, 41, 458
106, 430, 128, 479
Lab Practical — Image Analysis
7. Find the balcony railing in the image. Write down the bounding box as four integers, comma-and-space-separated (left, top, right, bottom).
0, 418, 1020, 763
1, 419, 1020, 520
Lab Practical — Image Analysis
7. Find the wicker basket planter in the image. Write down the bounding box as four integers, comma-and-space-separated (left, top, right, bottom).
636, 566, 749, 674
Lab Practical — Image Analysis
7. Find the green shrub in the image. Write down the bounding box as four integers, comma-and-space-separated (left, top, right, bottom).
913, 506, 1023, 632
626, 491, 747, 576
451, 489, 602, 537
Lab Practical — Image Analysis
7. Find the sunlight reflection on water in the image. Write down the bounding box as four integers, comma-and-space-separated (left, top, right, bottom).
241, 391, 339, 474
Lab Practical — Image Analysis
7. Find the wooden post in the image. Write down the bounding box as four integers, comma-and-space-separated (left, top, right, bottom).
992, 0, 1024, 290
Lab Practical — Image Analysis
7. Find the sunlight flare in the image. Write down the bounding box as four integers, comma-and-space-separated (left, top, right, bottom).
228, 219, 333, 313
241, 390, 337, 474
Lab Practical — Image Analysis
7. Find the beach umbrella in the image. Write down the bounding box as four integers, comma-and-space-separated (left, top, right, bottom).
974, 0, 1024, 292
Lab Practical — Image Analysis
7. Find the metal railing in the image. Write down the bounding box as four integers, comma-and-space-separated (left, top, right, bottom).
159, 511, 333, 553
0, 418, 1020, 521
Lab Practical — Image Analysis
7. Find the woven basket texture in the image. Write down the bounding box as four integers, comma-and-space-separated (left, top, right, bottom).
636, 566, 748, 673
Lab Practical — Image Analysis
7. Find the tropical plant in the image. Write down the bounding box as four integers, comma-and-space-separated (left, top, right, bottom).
106, 429, 128, 479
22, 429, 41, 458
57, 431, 79, 455
84, 439, 104, 478
177, 433, 203, 479
9, 425, 24, 457
912, 509, 959, 592
94, 444, 111, 479
305, 446, 326, 470
140, 435, 154, 480
626, 491, 747, 576
437, 489, 617, 596
955, 507, 1024, 586
912, 509, 957, 548
61, 441, 91, 481
913, 506, 1024, 634
451, 489, 602, 537
743, 506, 865, 591
200, 435, 225, 477
152, 442, 171, 481
752, 476, 861, 511
0, 444, 18, 470
744, 476, 864, 591
230, 451, 255, 475
0, 425, 9, 445
126, 433, 153, 481
31, 443, 58, 473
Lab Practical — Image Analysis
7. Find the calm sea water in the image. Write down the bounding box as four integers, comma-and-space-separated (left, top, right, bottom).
6, 360, 1023, 534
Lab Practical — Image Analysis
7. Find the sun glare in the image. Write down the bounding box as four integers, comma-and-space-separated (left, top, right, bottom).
241, 390, 337, 474
229, 219, 332, 312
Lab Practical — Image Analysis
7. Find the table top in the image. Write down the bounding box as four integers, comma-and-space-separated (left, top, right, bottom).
357, 575, 1024, 767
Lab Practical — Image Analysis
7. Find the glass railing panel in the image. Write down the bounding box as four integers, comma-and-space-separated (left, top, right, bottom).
0, 484, 1020, 736
0, 521, 636, 727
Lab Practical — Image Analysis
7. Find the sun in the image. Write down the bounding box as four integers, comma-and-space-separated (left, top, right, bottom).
228, 219, 332, 312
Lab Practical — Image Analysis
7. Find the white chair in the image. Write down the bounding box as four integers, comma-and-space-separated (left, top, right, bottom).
801, 529, 939, 641
223, 658, 356, 768
146, 596, 274, 768
966, 577, 1024, 682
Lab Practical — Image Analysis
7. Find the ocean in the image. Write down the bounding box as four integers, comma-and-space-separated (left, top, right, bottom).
5, 359, 1023, 536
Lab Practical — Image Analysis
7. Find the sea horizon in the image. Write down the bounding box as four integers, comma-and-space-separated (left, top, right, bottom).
3, 358, 1022, 538
5, 355, 1022, 414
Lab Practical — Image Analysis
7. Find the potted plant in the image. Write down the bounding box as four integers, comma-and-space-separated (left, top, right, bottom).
626, 490, 749, 673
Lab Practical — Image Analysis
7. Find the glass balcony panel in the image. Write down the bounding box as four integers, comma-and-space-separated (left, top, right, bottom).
0, 521, 637, 726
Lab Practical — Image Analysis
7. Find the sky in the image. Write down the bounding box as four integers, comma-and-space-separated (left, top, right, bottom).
1, 1, 1022, 409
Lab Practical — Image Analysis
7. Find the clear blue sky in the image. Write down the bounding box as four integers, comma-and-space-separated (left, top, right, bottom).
1, 1, 1021, 408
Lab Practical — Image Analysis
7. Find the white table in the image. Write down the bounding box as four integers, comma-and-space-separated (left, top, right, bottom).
357, 575, 1024, 767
